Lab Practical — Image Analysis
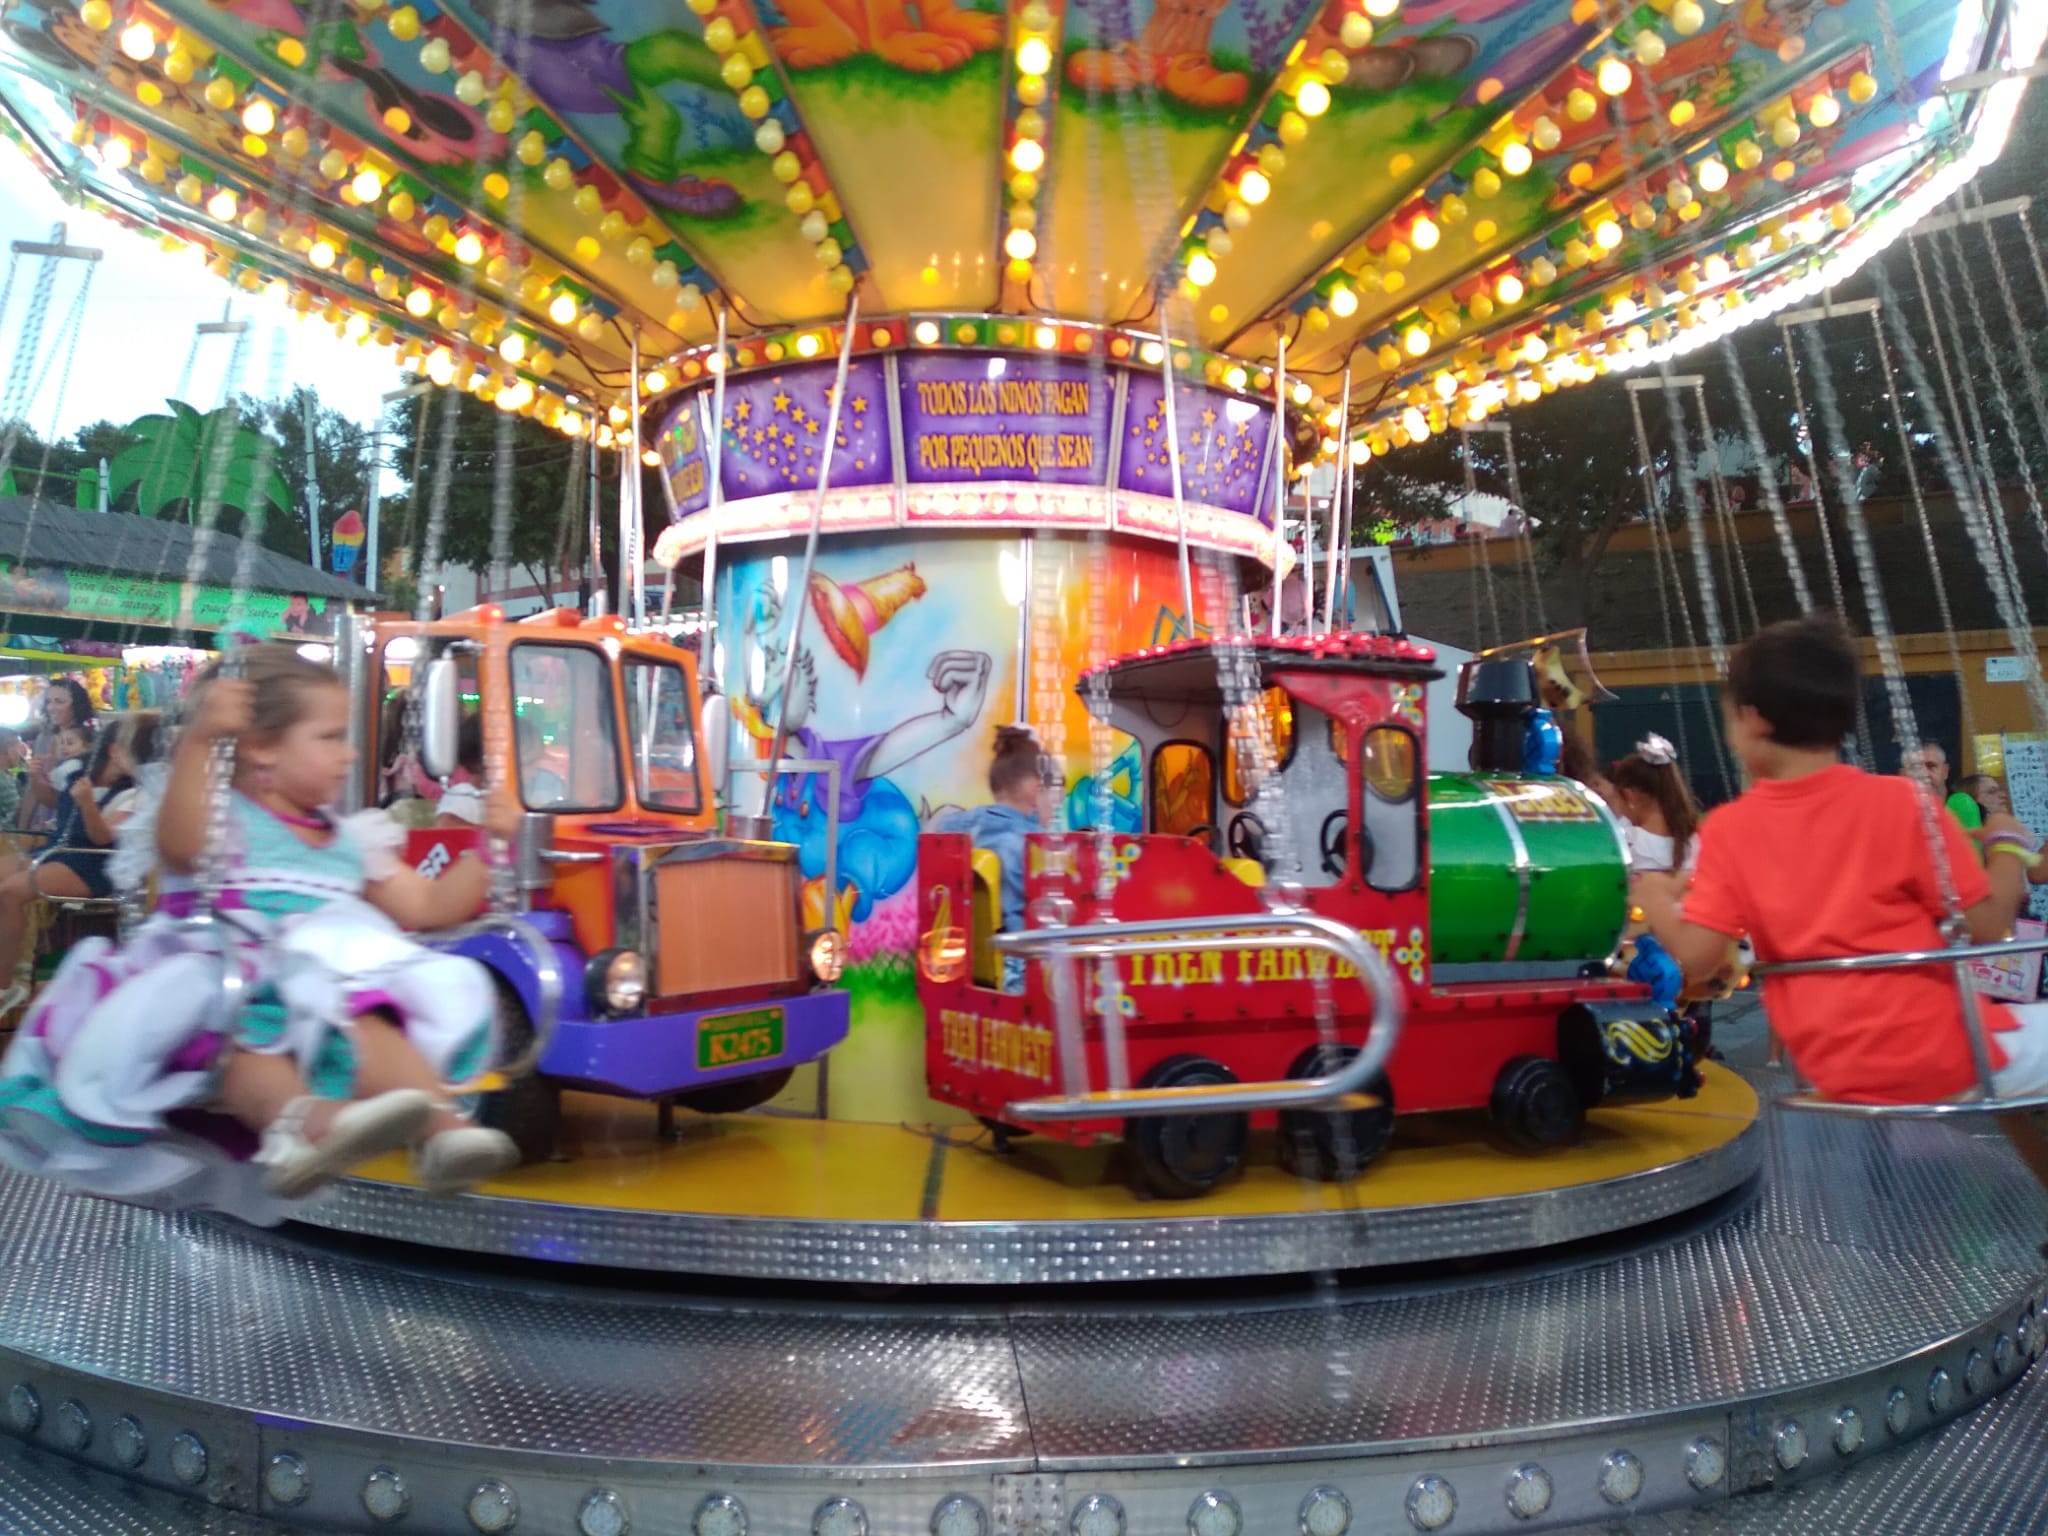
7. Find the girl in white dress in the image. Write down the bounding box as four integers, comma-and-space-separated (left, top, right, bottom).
1608, 734, 1701, 876
0, 647, 520, 1222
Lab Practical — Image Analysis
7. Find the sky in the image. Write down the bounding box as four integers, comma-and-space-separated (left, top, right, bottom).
0, 145, 405, 441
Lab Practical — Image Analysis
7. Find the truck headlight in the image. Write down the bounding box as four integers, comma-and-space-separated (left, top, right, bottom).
586, 948, 647, 1015
806, 929, 846, 985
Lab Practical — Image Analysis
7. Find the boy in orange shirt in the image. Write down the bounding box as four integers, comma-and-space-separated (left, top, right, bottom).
1635, 615, 2048, 1187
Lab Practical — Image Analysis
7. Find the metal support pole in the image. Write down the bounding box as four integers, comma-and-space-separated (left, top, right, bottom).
1154, 320, 1195, 629
1269, 336, 1287, 637
699, 306, 730, 686
301, 390, 323, 570
587, 431, 604, 616
1322, 367, 1351, 635
628, 330, 647, 626
364, 381, 432, 603
744, 295, 860, 840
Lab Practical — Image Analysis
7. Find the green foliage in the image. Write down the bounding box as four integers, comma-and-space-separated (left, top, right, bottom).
387, 387, 589, 598
107, 400, 293, 526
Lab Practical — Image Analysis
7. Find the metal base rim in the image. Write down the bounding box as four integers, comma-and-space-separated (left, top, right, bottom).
289, 1115, 1767, 1284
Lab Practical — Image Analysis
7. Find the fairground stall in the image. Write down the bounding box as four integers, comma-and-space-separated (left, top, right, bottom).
0, 0, 2044, 1533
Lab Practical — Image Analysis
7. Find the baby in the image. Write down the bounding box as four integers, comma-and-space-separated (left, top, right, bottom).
47, 724, 91, 797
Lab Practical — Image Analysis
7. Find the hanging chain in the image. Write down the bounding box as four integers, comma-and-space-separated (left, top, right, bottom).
1914, 232, 2029, 591
1718, 336, 1814, 612
1496, 420, 1546, 635
1865, 307, 1973, 746
1938, 219, 2048, 570
1623, 386, 1696, 771
1972, 194, 2048, 502
1797, 325, 1968, 927
1458, 429, 1501, 648
1688, 383, 1759, 636
1777, 328, 1856, 620
1876, 259, 2048, 730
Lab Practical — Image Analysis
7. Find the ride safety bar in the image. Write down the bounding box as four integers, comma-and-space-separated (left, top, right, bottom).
991, 911, 1402, 1122
1753, 933, 2048, 1120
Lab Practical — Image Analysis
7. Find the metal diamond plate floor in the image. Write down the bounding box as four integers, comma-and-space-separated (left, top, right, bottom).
0, 1075, 2038, 1534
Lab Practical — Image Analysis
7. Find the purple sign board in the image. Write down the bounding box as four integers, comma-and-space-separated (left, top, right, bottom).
718, 359, 894, 499
1119, 374, 1274, 521
657, 396, 710, 519
899, 353, 1112, 486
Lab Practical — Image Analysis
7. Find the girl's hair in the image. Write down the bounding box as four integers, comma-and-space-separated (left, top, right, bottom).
44, 678, 93, 730
119, 711, 162, 771
1609, 746, 1700, 867
989, 724, 1045, 799
82, 728, 125, 793
192, 646, 346, 738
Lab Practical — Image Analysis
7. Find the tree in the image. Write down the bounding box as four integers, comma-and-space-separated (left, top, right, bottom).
238, 387, 375, 573
387, 388, 589, 601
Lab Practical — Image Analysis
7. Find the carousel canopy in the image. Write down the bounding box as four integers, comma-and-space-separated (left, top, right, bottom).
0, 0, 2038, 449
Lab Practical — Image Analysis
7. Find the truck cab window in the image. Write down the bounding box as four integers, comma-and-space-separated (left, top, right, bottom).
511, 644, 622, 813
623, 658, 701, 813
376, 645, 480, 827
1360, 724, 1420, 892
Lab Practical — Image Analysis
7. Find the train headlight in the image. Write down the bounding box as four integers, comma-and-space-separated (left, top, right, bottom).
807, 929, 847, 985
586, 949, 647, 1015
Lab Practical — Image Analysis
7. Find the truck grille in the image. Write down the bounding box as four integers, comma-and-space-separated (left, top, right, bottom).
654, 856, 801, 994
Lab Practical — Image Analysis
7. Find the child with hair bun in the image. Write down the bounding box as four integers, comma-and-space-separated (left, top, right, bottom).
1608, 734, 1701, 875
0, 646, 521, 1221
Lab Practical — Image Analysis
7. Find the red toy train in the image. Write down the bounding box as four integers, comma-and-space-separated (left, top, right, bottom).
916, 634, 1701, 1199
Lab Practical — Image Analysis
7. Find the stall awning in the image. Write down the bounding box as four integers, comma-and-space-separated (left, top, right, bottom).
0, 497, 374, 635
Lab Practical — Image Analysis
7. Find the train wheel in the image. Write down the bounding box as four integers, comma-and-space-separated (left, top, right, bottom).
1126, 1054, 1249, 1200
1278, 1043, 1394, 1182
1490, 1055, 1585, 1152
477, 982, 561, 1165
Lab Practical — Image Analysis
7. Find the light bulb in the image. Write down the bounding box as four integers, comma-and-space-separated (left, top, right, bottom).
406, 287, 435, 317
1697, 158, 1728, 192
1501, 140, 1533, 176
351, 167, 384, 202
913, 321, 940, 345
241, 100, 275, 135
1594, 218, 1623, 250
102, 137, 132, 170
1403, 325, 1430, 356
1328, 284, 1358, 318
1185, 251, 1217, 288
454, 232, 484, 265
308, 240, 336, 269
1015, 36, 1051, 75
1401, 405, 1429, 440
1808, 93, 1839, 127
1010, 138, 1044, 174
549, 292, 578, 325
1295, 78, 1331, 117
118, 21, 154, 59
1004, 228, 1037, 261
500, 334, 527, 363
1522, 334, 1548, 362
1495, 272, 1524, 304
1410, 213, 1439, 250
1597, 57, 1633, 96
206, 188, 237, 220
1238, 168, 1271, 206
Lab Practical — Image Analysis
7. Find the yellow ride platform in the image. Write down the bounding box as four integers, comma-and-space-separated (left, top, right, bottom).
303, 1066, 1763, 1284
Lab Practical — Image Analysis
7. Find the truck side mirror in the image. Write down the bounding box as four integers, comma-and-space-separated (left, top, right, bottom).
419, 655, 462, 781
700, 692, 729, 804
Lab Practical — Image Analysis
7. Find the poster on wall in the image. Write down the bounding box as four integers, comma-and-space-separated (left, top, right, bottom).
657, 395, 711, 519
899, 353, 1113, 486
2000, 734, 2048, 925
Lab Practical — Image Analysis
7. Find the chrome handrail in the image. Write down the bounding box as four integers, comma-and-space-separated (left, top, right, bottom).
991, 911, 1403, 1120
27, 844, 119, 911
1754, 933, 2048, 1118
430, 912, 564, 1086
